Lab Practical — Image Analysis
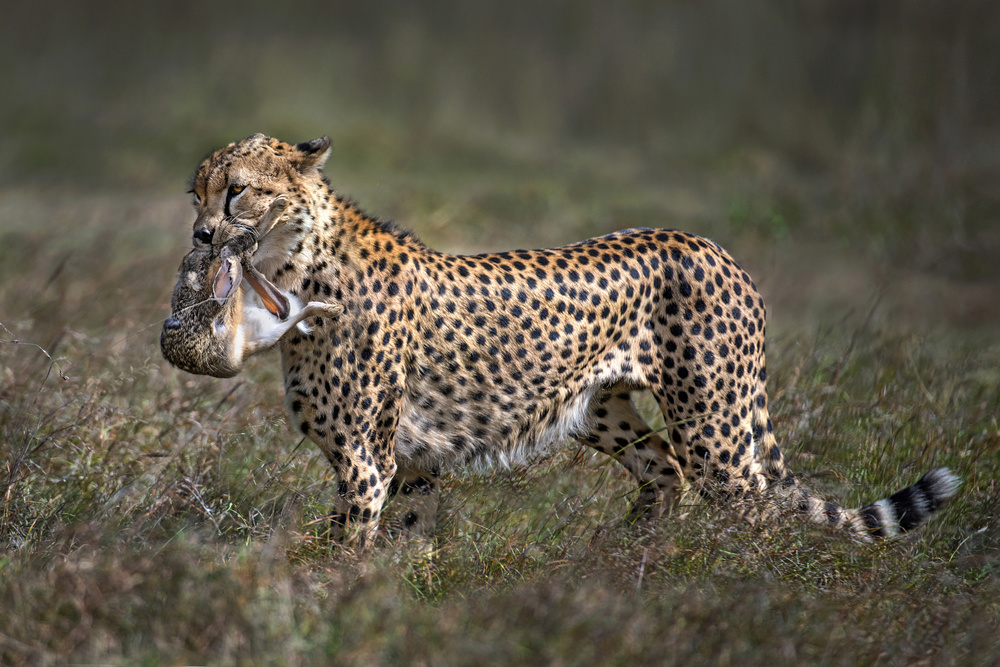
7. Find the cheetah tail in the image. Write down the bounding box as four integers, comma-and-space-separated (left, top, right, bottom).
793, 467, 960, 540
753, 405, 959, 540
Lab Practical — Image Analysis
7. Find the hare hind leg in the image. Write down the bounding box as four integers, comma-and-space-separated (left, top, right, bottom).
241, 301, 343, 356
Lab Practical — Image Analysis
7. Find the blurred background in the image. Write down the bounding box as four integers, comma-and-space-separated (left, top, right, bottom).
3, 0, 998, 186
1, 0, 998, 335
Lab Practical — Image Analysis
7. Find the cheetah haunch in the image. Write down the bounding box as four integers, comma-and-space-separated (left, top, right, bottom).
164, 133, 958, 549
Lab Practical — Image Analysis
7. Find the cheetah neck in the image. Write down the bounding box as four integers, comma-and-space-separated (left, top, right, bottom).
259, 185, 429, 307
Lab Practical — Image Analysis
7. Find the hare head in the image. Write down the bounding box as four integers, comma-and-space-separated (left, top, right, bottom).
161, 199, 341, 378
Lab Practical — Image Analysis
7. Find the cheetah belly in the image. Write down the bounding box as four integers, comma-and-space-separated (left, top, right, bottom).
394, 382, 601, 471
392, 340, 649, 472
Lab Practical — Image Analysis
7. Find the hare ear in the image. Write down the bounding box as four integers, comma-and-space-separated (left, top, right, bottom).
243, 264, 291, 320
213, 256, 242, 303
291, 136, 331, 173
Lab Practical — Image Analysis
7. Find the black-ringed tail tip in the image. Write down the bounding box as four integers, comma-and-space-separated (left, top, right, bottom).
853, 467, 960, 540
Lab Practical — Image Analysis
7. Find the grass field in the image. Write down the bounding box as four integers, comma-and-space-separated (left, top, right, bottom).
2, 2, 1000, 664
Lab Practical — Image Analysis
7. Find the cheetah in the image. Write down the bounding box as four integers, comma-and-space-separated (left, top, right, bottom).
174, 133, 958, 549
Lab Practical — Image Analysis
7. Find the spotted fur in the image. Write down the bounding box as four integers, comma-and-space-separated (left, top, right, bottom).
179, 134, 959, 548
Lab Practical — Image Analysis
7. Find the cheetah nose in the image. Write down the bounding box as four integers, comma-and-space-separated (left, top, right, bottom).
163, 316, 182, 330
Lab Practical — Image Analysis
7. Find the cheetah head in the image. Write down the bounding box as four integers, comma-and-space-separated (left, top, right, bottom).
188, 134, 331, 266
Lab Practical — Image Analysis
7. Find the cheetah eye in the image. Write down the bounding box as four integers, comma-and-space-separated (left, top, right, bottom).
225, 184, 248, 216
189, 190, 202, 207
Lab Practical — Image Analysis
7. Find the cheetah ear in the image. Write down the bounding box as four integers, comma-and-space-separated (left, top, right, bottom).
292, 136, 331, 173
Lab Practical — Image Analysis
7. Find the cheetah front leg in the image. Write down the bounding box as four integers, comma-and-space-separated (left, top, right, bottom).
583, 385, 683, 522
282, 341, 405, 551
322, 438, 396, 551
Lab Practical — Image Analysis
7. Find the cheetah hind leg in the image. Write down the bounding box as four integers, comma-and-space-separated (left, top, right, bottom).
582, 386, 683, 523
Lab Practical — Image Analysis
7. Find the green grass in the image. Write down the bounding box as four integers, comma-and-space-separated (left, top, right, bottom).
2, 2, 1000, 663
1, 175, 998, 664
